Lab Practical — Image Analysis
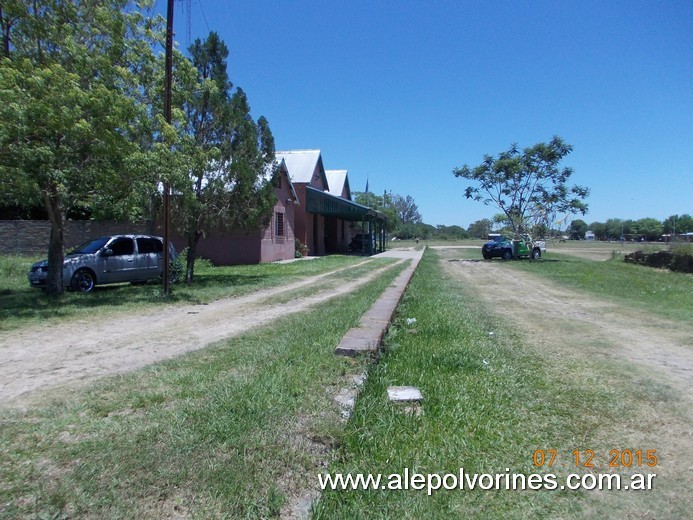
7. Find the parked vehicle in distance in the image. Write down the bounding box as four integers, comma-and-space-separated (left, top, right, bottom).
481, 234, 545, 260
348, 233, 376, 255
28, 235, 179, 293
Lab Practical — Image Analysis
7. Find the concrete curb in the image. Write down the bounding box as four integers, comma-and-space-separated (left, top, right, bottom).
334, 249, 424, 357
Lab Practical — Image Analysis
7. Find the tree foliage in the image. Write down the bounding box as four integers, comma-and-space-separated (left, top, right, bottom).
453, 136, 589, 237
0, 5, 276, 292
0, 0, 161, 294
435, 224, 468, 240
392, 194, 421, 225
569, 219, 588, 240
467, 218, 493, 239
352, 191, 399, 232
172, 32, 276, 283
663, 214, 693, 235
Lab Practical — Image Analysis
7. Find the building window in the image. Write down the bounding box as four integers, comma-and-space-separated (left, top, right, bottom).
275, 212, 285, 237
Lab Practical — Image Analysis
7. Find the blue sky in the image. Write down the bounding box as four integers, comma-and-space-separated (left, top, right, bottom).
159, 0, 691, 228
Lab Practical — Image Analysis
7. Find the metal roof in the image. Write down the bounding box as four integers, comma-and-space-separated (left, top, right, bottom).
275, 150, 327, 187
306, 186, 386, 222
325, 170, 351, 200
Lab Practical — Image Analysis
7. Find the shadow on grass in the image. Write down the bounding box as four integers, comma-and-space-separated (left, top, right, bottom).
183, 273, 267, 289
0, 273, 277, 325
0, 255, 361, 328
0, 283, 170, 323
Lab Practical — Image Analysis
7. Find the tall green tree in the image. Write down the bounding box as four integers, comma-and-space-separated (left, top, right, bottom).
467, 218, 493, 239
569, 219, 588, 240
0, 0, 160, 294
604, 218, 625, 240
174, 32, 275, 283
633, 218, 663, 241
353, 191, 399, 232
589, 221, 607, 240
392, 194, 422, 225
453, 136, 589, 237
663, 214, 693, 235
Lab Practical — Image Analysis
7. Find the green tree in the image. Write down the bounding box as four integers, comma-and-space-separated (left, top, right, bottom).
633, 218, 663, 241
569, 219, 588, 240
168, 32, 276, 283
467, 218, 493, 239
663, 214, 693, 235
589, 221, 607, 240
0, 0, 160, 294
604, 218, 623, 240
435, 224, 468, 240
453, 136, 589, 237
353, 191, 399, 232
392, 194, 422, 224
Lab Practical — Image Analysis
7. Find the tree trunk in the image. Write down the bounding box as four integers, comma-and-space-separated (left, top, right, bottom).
0, 6, 12, 58
185, 230, 203, 284
43, 185, 65, 295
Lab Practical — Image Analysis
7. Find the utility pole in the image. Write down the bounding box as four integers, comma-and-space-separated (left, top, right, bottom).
162, 0, 174, 295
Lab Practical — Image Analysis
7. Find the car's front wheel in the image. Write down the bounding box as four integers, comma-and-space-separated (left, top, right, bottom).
71, 269, 96, 293
531, 248, 541, 260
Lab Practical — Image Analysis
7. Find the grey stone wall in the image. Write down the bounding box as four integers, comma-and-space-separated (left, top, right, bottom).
0, 220, 153, 255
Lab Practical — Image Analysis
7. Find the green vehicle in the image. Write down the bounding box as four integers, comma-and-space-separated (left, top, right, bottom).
481, 234, 546, 260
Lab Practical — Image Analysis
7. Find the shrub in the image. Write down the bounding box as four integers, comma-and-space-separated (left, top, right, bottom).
624, 245, 693, 273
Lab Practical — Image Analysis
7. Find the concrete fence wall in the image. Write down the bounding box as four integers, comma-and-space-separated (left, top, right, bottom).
0, 220, 153, 255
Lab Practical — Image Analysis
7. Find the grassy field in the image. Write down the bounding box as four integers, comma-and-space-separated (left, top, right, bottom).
0, 258, 408, 519
314, 248, 689, 518
0, 254, 369, 331
435, 240, 692, 323
2, 244, 689, 518
508, 251, 693, 323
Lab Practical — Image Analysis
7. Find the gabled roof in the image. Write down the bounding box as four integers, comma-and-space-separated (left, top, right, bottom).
271, 158, 299, 204
325, 170, 352, 201
275, 149, 328, 189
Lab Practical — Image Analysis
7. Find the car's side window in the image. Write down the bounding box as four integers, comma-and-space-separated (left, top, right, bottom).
109, 238, 134, 256
136, 238, 162, 254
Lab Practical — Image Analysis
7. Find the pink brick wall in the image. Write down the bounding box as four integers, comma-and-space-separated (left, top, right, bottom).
0, 220, 151, 256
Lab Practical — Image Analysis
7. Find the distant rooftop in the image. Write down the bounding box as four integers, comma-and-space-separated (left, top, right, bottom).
325, 170, 350, 200
275, 150, 324, 185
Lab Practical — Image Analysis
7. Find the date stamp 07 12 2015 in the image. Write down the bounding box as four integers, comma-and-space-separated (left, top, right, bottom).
532, 449, 658, 469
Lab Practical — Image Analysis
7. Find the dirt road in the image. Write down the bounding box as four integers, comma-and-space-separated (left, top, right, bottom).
0, 259, 405, 407
442, 253, 693, 513
443, 257, 693, 390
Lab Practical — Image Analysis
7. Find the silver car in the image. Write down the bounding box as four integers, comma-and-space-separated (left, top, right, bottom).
28, 235, 178, 292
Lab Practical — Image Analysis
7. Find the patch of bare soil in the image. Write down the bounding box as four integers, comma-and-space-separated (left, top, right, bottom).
443, 255, 693, 515
0, 259, 404, 408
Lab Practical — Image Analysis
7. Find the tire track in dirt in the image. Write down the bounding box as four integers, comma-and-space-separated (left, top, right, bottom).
443, 255, 693, 513
444, 259, 693, 391
0, 259, 404, 407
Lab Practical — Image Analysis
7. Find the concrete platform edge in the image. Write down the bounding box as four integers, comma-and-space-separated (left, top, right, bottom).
334, 249, 424, 357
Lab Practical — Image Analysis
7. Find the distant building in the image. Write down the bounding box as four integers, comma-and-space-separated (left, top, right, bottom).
585, 230, 595, 240
276, 150, 386, 256
185, 158, 299, 265
182, 149, 387, 264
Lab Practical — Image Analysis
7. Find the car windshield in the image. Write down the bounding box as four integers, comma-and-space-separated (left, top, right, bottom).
67, 237, 110, 255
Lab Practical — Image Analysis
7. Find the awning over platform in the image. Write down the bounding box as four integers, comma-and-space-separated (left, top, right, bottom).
305, 186, 386, 222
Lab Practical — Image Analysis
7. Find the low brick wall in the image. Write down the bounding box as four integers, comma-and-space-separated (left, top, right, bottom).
0, 220, 153, 255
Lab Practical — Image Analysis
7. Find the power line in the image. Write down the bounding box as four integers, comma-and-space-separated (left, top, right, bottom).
197, 0, 211, 33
